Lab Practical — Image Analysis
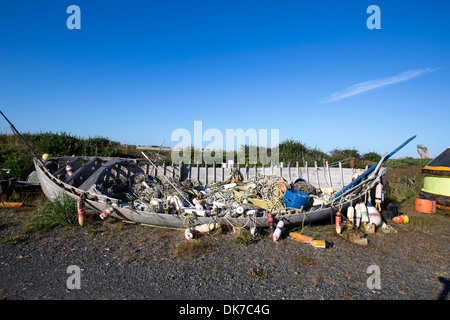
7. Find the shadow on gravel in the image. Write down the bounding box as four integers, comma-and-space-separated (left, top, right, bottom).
438, 277, 450, 300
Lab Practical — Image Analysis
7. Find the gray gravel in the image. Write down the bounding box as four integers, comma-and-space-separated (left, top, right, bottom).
1, 207, 449, 302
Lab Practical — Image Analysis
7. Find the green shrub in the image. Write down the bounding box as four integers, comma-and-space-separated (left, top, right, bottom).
37, 132, 83, 155
2, 151, 34, 179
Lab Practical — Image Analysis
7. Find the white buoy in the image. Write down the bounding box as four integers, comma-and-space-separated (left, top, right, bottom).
347, 205, 355, 228
185, 228, 194, 240
272, 221, 284, 241
360, 202, 369, 223
354, 203, 361, 228
367, 202, 382, 226
193, 223, 219, 233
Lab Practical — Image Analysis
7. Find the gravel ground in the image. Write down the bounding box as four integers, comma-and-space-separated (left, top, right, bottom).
0, 204, 449, 305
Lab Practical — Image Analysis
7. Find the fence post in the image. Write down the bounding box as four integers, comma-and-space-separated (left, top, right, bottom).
315, 161, 320, 188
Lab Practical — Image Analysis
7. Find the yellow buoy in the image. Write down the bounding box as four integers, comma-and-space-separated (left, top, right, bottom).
310, 240, 327, 248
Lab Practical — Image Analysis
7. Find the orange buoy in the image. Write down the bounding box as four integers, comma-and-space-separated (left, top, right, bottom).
289, 232, 314, 243
0, 202, 23, 208
267, 212, 275, 237
393, 215, 409, 224
415, 198, 436, 214
335, 212, 342, 234
76, 198, 86, 226
277, 181, 289, 193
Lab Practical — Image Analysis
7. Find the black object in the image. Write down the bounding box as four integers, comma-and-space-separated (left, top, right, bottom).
381, 203, 399, 220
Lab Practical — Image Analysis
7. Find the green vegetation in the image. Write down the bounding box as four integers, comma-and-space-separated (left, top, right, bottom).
385, 157, 431, 168
0, 132, 141, 179
384, 167, 424, 206
4, 235, 28, 247
172, 238, 210, 258
22, 193, 78, 233
233, 233, 255, 246
0, 132, 432, 180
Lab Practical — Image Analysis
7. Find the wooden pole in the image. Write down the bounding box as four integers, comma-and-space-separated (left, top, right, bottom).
305, 161, 309, 183
326, 161, 332, 188
315, 161, 320, 188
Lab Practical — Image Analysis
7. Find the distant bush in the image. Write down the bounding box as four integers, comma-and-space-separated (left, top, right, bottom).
278, 139, 308, 165
37, 132, 83, 156
36, 132, 121, 156
278, 139, 327, 166
329, 148, 361, 159
385, 157, 431, 168
362, 152, 382, 163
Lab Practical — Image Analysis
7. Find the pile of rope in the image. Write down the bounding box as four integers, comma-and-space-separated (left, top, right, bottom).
98, 167, 321, 216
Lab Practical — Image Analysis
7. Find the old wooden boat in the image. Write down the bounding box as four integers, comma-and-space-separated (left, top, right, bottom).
33, 154, 388, 229
1, 110, 415, 230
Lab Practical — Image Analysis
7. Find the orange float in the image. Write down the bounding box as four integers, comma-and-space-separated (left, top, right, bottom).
415, 198, 436, 214
76, 198, 86, 226
288, 232, 314, 243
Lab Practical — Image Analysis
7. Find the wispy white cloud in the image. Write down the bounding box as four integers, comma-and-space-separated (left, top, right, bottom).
321, 68, 438, 103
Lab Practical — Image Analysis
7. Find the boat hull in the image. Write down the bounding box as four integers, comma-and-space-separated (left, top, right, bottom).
34, 158, 368, 229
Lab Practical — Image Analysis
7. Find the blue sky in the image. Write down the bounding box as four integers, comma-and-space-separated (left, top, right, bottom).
0, 0, 449, 158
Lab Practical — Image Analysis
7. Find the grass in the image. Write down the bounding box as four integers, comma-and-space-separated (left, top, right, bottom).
384, 167, 424, 206
172, 238, 210, 258
233, 234, 255, 246
22, 193, 78, 233
247, 267, 269, 279
4, 235, 29, 247
294, 255, 316, 267
0, 218, 16, 229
